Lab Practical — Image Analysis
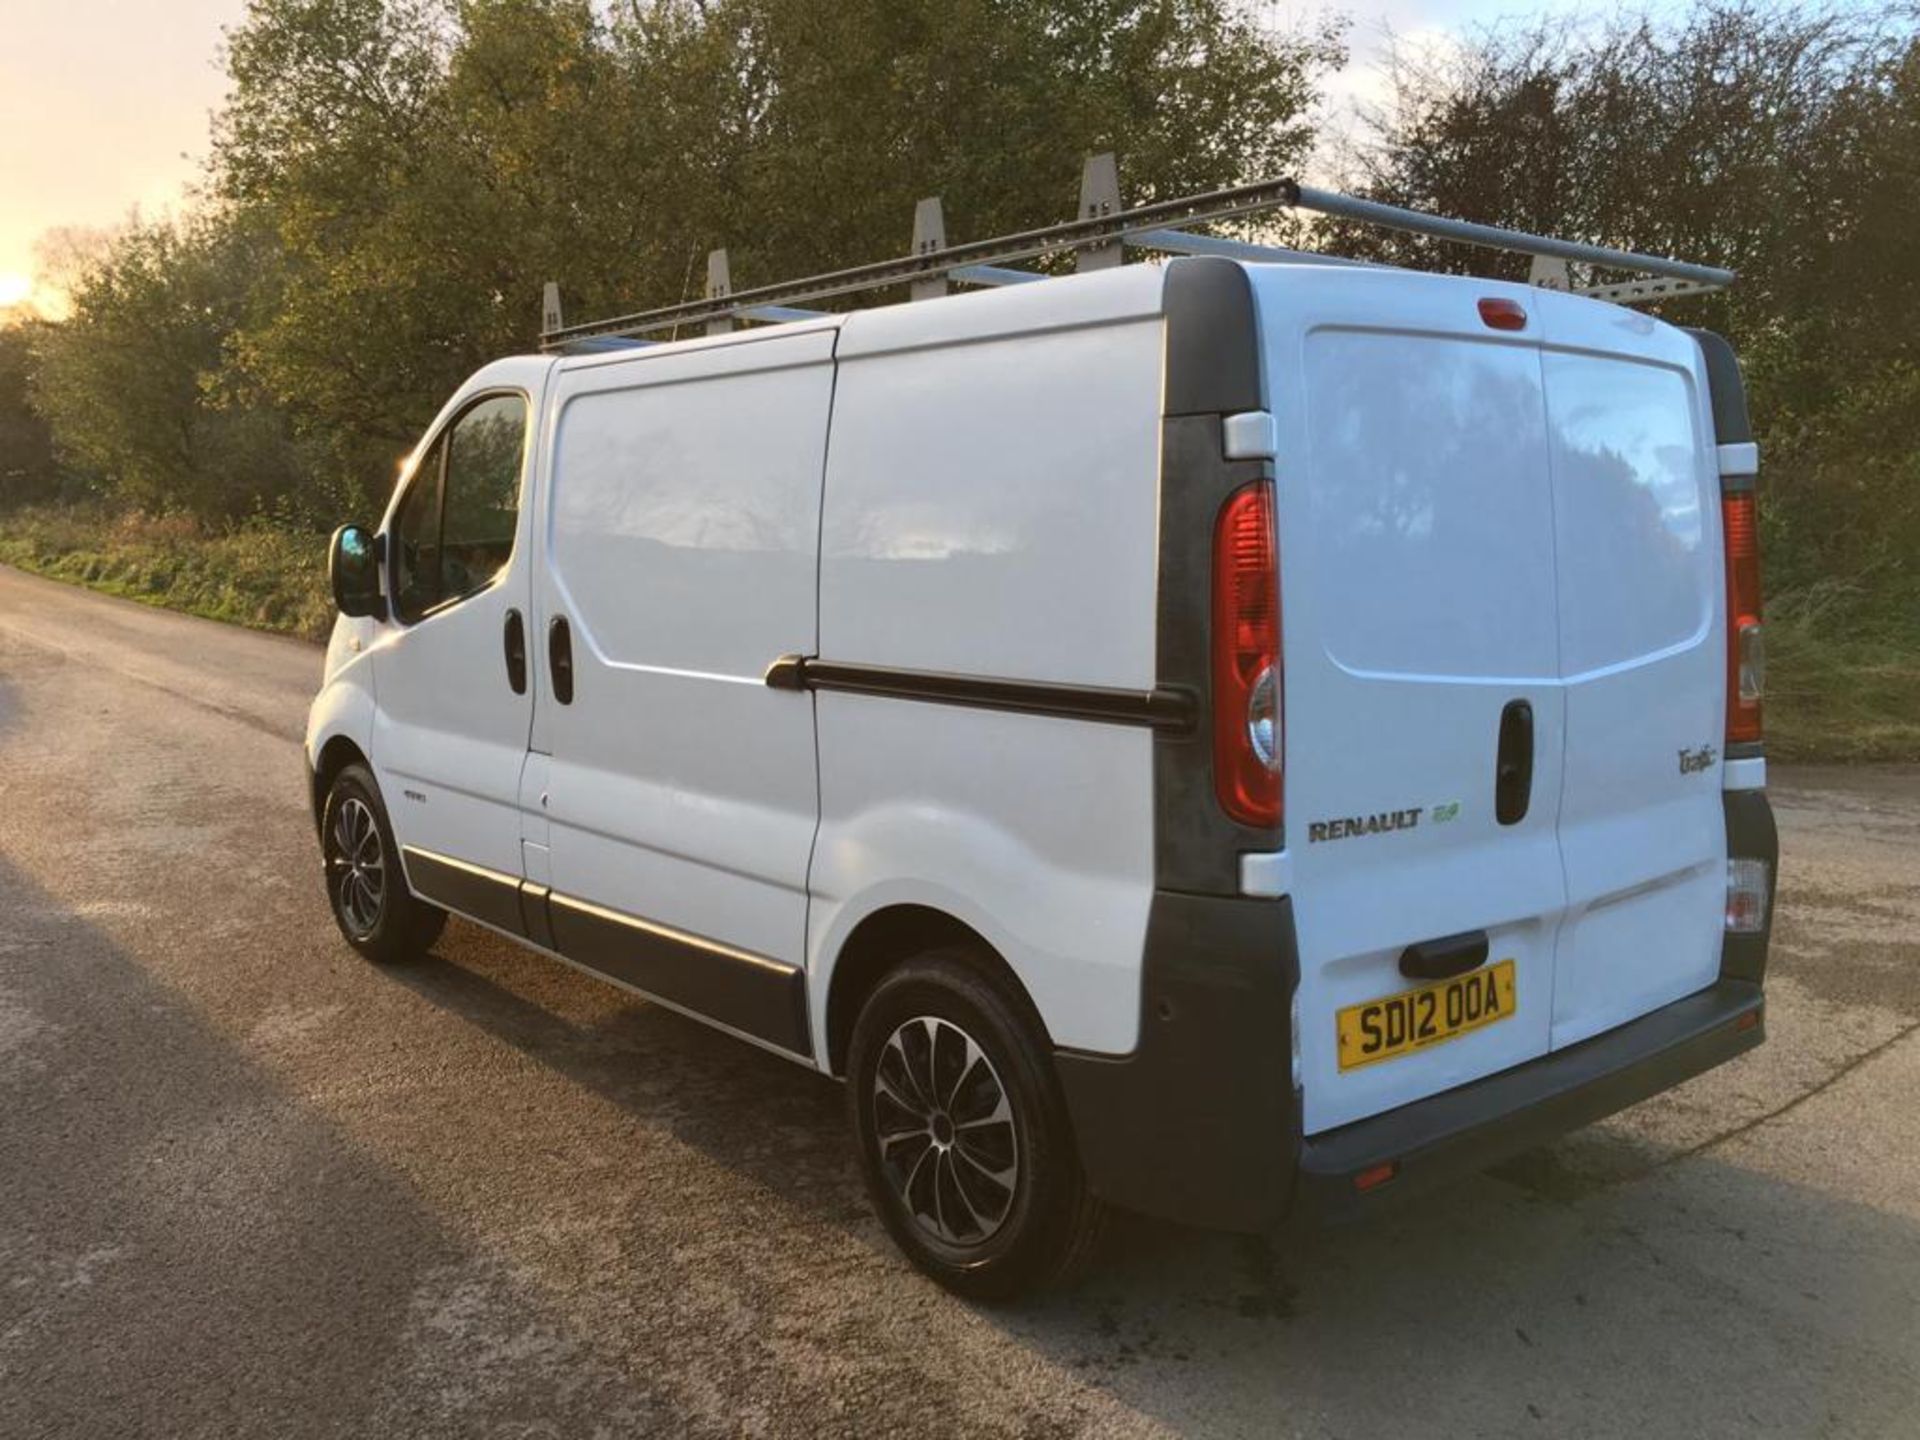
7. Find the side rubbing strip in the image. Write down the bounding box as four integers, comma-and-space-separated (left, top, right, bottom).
400, 847, 808, 1058
403, 847, 528, 938
764, 655, 1194, 732
546, 893, 812, 1057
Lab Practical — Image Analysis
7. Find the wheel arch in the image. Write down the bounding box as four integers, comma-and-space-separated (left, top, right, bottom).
822, 903, 1054, 1078
310, 734, 371, 834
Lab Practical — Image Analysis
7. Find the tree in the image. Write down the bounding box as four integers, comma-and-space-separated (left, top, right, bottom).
0, 323, 59, 505
31, 215, 316, 521
210, 0, 1342, 503
1332, 3, 1920, 613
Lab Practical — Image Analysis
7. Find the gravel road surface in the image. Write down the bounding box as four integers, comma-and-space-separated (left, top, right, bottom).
3, 563, 1917, 1439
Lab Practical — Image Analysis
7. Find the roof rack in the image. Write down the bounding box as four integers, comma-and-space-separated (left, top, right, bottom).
539, 153, 1733, 352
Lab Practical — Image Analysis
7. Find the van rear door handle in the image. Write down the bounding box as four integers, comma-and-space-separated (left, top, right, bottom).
548, 615, 574, 705
1495, 698, 1533, 825
1400, 930, 1490, 981
503, 609, 527, 694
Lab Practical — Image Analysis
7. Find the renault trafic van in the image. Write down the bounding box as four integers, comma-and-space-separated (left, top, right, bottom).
307, 247, 1776, 1297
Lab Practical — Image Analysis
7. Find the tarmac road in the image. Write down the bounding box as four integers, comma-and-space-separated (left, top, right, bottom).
3, 561, 1917, 1440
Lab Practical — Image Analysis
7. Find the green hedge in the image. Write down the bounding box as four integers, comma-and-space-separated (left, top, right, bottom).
2, 503, 1915, 760
0, 505, 334, 641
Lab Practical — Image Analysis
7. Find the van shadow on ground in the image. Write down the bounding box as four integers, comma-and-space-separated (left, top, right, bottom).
392, 915, 1920, 1439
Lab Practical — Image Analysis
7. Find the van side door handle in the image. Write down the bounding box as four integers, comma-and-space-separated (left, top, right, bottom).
503, 608, 527, 694
548, 615, 574, 705
1495, 698, 1533, 825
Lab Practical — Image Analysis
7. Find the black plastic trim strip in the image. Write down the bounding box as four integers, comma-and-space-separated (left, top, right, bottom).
1721, 789, 1778, 984
547, 893, 812, 1058
765, 655, 1194, 732
1055, 891, 1299, 1232
1686, 329, 1753, 446
1297, 980, 1763, 1224
402, 847, 528, 938
519, 882, 556, 953
1153, 257, 1279, 893
400, 847, 810, 1057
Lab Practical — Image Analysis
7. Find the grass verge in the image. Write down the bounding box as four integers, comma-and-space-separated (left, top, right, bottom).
0, 504, 333, 641
1, 503, 1914, 760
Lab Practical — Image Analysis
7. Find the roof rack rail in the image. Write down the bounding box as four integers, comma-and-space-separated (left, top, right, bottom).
540, 153, 1733, 352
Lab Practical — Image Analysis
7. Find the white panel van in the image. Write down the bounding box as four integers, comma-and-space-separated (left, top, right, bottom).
307, 254, 1777, 1296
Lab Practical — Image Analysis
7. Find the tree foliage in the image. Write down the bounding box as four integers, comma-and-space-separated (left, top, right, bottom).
204, 0, 1338, 506
0, 324, 58, 505
30, 215, 315, 520
1331, 4, 1920, 615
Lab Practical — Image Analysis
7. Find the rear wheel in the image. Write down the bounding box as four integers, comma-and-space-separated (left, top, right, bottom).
320, 762, 445, 964
847, 949, 1104, 1299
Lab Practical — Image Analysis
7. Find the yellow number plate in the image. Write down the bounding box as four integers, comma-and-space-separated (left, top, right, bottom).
1336, 959, 1518, 1072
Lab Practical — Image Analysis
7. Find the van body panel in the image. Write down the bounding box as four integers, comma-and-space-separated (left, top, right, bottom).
368, 358, 552, 884
304, 255, 1774, 1250
820, 305, 1165, 691
1537, 293, 1728, 1047
532, 329, 834, 971
810, 286, 1165, 1054
1249, 269, 1571, 1134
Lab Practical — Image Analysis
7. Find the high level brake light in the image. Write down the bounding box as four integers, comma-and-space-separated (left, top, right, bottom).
1213, 481, 1282, 828
1723, 492, 1765, 744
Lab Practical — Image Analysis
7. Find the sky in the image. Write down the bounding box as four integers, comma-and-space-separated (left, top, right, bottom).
0, 0, 1578, 314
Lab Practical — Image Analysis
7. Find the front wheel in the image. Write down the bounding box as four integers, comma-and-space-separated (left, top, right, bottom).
847, 949, 1104, 1299
320, 762, 446, 964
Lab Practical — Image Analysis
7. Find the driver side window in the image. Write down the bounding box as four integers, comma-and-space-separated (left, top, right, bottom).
390, 393, 528, 623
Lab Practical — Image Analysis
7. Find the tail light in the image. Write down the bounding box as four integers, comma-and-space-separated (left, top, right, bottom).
1213, 481, 1282, 828
1723, 492, 1764, 743
1726, 857, 1770, 933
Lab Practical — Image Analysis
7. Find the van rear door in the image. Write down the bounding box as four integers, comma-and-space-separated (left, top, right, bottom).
1251, 270, 1568, 1135
1537, 294, 1726, 1048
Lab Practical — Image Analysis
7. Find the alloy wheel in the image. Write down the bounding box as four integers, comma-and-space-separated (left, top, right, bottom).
326, 795, 386, 940
872, 1015, 1021, 1247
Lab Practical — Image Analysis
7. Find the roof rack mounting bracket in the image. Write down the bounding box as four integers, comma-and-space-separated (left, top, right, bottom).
1077, 152, 1124, 273
538, 153, 1734, 351
910, 197, 948, 303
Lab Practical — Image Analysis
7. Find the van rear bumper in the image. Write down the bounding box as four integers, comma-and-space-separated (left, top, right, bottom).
1294, 978, 1764, 1223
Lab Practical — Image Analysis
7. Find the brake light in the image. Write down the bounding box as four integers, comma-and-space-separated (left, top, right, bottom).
1477, 297, 1528, 331
1213, 481, 1282, 828
1723, 492, 1764, 743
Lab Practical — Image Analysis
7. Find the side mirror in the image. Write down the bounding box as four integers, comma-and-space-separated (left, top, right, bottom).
329, 523, 387, 620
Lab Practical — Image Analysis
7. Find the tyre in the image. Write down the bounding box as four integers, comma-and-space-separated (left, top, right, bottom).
847, 948, 1105, 1299
320, 762, 446, 964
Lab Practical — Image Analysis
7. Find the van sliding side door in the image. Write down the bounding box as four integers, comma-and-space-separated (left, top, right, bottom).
526, 331, 836, 1059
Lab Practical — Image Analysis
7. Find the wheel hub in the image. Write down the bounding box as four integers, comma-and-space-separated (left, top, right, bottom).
325, 795, 386, 941
871, 1015, 1020, 1247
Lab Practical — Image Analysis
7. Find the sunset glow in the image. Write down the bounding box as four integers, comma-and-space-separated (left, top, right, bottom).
0, 272, 31, 307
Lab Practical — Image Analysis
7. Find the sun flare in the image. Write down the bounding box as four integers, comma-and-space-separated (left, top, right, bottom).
0, 272, 33, 307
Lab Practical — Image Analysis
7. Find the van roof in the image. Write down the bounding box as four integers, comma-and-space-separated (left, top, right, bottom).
538, 163, 1732, 356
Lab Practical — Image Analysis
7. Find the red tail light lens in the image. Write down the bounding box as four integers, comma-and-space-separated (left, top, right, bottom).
1477, 297, 1528, 331
1213, 481, 1282, 828
1723, 492, 1764, 743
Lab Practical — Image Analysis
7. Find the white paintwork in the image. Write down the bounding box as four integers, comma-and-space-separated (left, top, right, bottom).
1724, 755, 1767, 790
366, 358, 551, 882
1250, 268, 1570, 1133
823, 268, 1164, 691
811, 268, 1166, 1053
1717, 441, 1760, 477
1222, 409, 1278, 460
1536, 290, 1727, 1050
533, 327, 835, 968
304, 255, 1756, 1137
303, 622, 379, 767
1239, 849, 1293, 897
